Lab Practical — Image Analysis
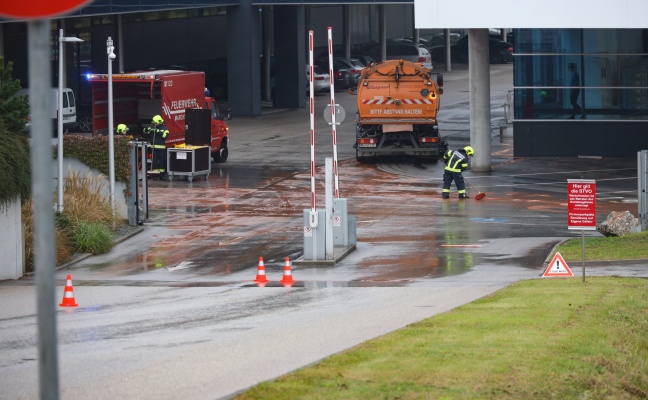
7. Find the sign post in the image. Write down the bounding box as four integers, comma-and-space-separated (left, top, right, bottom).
567, 179, 596, 282
1, 2, 93, 400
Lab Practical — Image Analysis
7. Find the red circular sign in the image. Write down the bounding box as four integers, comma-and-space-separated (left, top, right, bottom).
0, 0, 91, 19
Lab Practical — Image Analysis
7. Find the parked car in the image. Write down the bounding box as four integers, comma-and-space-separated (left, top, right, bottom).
429, 33, 462, 47
431, 36, 513, 64
306, 64, 330, 93
351, 54, 377, 67
330, 57, 365, 86
16, 87, 77, 136
314, 59, 352, 89
363, 43, 433, 70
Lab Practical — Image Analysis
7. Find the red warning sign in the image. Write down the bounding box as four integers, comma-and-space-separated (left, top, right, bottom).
543, 252, 574, 277
567, 179, 596, 230
0, 0, 92, 19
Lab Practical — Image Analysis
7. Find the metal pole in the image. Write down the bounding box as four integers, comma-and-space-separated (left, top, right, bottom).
107, 37, 116, 219
29, 20, 60, 400
327, 27, 340, 199
57, 29, 64, 213
444, 29, 452, 72
141, 143, 148, 219
128, 144, 138, 226
325, 157, 334, 259
55, 31, 83, 213
581, 229, 586, 283
309, 30, 316, 216
308, 30, 319, 256
639, 150, 647, 231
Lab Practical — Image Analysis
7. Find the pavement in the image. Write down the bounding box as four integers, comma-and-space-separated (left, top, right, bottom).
2, 62, 647, 400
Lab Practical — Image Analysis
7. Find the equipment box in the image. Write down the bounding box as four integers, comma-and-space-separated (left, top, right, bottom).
167, 146, 210, 182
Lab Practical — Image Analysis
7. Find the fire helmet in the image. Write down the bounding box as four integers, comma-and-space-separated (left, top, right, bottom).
152, 115, 164, 124
116, 124, 129, 134
464, 145, 475, 156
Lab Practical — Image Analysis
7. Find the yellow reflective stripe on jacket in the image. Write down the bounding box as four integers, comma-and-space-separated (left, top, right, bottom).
152, 144, 166, 149
444, 150, 467, 172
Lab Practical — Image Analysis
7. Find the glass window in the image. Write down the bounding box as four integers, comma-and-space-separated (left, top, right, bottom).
210, 100, 220, 120
67, 92, 75, 108
514, 28, 648, 121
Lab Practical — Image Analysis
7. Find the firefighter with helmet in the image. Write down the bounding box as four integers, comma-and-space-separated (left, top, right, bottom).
116, 123, 129, 136
142, 115, 169, 175
442, 145, 474, 199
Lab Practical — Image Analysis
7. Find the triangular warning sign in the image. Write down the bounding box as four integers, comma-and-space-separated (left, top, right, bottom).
543, 252, 574, 277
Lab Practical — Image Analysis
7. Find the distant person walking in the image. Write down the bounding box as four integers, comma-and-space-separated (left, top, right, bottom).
442, 145, 474, 199
568, 63, 582, 119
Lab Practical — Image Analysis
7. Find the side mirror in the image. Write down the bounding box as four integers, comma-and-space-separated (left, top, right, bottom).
437, 73, 444, 88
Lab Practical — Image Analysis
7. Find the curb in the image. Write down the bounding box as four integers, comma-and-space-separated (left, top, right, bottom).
543, 238, 648, 267
24, 226, 146, 276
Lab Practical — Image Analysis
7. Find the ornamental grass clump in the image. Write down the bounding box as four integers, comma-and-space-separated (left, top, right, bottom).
22, 199, 74, 272
63, 170, 120, 255
73, 220, 114, 255
63, 170, 115, 226
22, 170, 121, 270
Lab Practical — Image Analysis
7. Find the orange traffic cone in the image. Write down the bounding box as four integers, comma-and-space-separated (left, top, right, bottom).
59, 274, 78, 307
254, 257, 269, 286
280, 257, 295, 287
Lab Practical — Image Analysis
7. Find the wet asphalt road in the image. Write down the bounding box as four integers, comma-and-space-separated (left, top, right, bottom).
1, 64, 646, 400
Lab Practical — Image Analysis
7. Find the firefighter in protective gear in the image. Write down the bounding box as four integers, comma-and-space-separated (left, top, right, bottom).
116, 124, 129, 135
442, 145, 474, 199
142, 115, 169, 174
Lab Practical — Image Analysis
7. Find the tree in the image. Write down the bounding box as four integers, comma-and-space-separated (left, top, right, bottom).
0, 57, 31, 208
0, 56, 29, 134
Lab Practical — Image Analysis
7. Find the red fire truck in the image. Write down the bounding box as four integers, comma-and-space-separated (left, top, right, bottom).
87, 70, 230, 162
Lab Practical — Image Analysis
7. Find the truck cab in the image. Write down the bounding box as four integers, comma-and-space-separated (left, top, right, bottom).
205, 96, 231, 162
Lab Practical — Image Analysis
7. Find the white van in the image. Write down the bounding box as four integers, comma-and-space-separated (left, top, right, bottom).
17, 88, 77, 134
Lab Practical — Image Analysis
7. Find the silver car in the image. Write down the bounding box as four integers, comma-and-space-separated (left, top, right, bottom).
306, 65, 330, 93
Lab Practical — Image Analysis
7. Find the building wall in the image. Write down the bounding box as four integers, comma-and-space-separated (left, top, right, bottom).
414, 0, 648, 29
514, 121, 648, 157
0, 197, 23, 281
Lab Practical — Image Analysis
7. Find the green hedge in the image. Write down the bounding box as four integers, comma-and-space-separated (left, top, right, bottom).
59, 134, 133, 184
0, 120, 31, 208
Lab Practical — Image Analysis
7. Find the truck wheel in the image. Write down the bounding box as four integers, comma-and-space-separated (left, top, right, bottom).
355, 148, 366, 163
213, 145, 228, 163
77, 115, 93, 133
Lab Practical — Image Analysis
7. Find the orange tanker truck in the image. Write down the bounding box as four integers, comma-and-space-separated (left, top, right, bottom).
354, 59, 447, 162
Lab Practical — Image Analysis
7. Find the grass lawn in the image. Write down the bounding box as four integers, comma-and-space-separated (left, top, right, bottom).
553, 230, 648, 262
234, 277, 648, 399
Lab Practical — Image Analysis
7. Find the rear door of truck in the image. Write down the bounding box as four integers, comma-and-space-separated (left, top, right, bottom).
159, 72, 204, 147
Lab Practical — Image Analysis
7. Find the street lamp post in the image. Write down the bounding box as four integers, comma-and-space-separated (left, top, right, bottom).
107, 37, 116, 219
57, 29, 84, 213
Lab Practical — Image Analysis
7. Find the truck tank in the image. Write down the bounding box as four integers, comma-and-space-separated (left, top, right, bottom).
355, 59, 447, 162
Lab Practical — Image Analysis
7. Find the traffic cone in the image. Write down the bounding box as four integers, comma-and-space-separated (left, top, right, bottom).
279, 257, 295, 287
254, 257, 269, 286
59, 274, 78, 307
